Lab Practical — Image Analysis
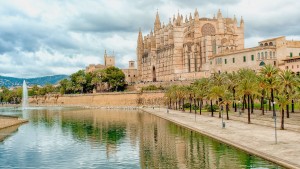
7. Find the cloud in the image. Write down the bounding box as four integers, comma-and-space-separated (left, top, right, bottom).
0, 0, 299, 78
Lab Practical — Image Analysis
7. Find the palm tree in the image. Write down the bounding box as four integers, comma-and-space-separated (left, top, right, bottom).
260, 64, 279, 116
208, 85, 225, 117
226, 72, 239, 112
275, 94, 290, 130
257, 75, 267, 115
277, 69, 298, 118
193, 78, 209, 115
220, 91, 233, 120
237, 69, 260, 124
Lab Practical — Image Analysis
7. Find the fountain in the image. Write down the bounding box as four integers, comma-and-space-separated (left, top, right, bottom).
22, 80, 28, 109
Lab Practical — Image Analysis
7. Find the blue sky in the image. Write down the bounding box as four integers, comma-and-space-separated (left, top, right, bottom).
0, 0, 299, 78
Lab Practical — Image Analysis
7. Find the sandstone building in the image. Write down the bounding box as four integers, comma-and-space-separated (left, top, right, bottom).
86, 50, 115, 73
85, 50, 138, 84
137, 9, 300, 82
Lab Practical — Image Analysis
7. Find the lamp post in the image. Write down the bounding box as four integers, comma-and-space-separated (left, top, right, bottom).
272, 101, 277, 144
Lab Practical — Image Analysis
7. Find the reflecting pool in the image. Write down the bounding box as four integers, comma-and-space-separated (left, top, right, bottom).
0, 107, 283, 168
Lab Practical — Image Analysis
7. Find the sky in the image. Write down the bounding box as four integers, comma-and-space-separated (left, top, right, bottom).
0, 0, 299, 78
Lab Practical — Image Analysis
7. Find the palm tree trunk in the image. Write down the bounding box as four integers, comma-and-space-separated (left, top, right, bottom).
182, 99, 184, 112
242, 95, 245, 111
200, 99, 202, 115
176, 100, 178, 110
233, 89, 237, 112
292, 100, 295, 113
189, 94, 192, 113
226, 103, 229, 120
210, 100, 214, 117
219, 98, 222, 118
286, 104, 290, 118
261, 95, 264, 115
271, 88, 275, 115
194, 98, 196, 114
281, 108, 284, 130
251, 96, 254, 114
269, 99, 271, 111
248, 95, 251, 124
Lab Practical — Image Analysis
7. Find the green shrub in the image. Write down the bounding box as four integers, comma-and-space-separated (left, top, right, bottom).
205, 104, 218, 112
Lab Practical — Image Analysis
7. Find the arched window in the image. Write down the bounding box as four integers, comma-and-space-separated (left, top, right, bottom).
269, 42, 273, 46
261, 52, 264, 59
265, 52, 268, 59
264, 43, 268, 46
270, 51, 272, 58
258, 53, 260, 60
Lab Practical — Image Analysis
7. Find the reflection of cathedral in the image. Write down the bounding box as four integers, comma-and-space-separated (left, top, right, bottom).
137, 9, 244, 82
137, 9, 300, 82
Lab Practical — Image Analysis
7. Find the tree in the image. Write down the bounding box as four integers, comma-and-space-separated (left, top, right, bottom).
237, 69, 260, 124
101, 67, 125, 91
260, 64, 279, 116
277, 69, 298, 118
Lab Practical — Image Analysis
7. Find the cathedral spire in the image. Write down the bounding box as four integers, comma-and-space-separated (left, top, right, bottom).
194, 8, 199, 18
189, 13, 192, 21
185, 15, 188, 23
240, 16, 244, 27
233, 15, 237, 24
217, 9, 222, 19
154, 11, 161, 33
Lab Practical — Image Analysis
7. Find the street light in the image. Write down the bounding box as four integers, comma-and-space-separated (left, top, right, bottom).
272, 101, 277, 144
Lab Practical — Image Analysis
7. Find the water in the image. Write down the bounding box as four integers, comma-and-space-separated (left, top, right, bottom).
0, 107, 284, 169
22, 80, 28, 109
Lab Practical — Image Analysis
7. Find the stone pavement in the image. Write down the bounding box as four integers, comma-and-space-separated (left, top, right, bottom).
0, 116, 28, 130
142, 108, 300, 169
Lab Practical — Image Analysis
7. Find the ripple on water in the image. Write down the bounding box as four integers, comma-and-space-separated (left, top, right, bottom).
0, 108, 284, 169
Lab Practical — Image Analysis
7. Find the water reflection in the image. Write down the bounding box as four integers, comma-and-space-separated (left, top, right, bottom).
0, 108, 283, 169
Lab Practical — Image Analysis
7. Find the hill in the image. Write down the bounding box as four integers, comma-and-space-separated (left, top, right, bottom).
0, 75, 69, 88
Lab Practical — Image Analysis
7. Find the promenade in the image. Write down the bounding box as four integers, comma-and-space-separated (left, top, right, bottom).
0, 115, 28, 130
142, 108, 300, 169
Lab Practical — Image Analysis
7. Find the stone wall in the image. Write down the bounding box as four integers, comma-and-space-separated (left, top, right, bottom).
28, 91, 166, 107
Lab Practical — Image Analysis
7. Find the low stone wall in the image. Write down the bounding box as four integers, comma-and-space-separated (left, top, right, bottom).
29, 91, 166, 107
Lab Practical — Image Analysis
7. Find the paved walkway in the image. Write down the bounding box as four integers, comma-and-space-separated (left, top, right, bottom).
142, 108, 300, 169
0, 116, 28, 130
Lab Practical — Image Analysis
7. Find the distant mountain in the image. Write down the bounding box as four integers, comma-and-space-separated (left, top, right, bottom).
0, 75, 69, 88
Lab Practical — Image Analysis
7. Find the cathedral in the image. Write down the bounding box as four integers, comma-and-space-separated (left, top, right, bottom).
137, 9, 300, 82
137, 9, 244, 82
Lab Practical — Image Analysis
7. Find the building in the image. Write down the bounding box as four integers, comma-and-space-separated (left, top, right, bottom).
85, 50, 138, 85
137, 9, 300, 82
122, 61, 138, 84
86, 50, 115, 73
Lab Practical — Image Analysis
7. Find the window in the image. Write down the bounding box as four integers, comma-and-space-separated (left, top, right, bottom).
225, 59, 227, 64
128, 75, 130, 77
233, 58, 235, 63
265, 52, 268, 58
261, 52, 264, 59
273, 52, 276, 58
270, 51, 272, 58
274, 61, 276, 66
251, 55, 254, 61
210, 61, 212, 65
290, 52, 293, 57
286, 66, 289, 69
292, 65, 294, 69
243, 56, 246, 62
258, 53, 260, 60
